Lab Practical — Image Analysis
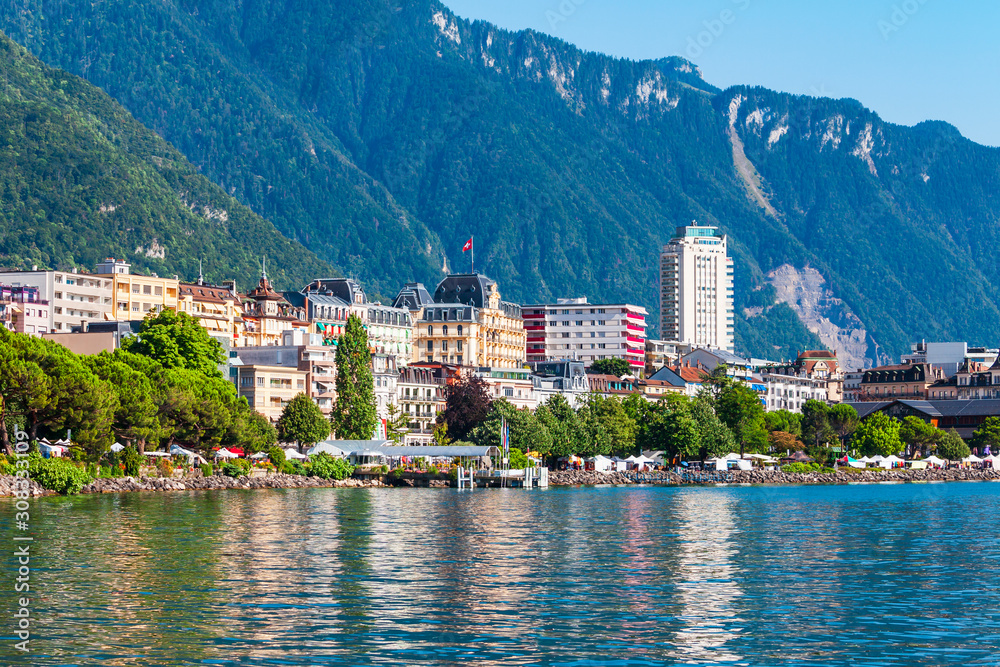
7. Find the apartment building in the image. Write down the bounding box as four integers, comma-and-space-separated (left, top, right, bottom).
241, 272, 306, 347
0, 267, 113, 332
235, 364, 311, 423
236, 331, 337, 415
528, 360, 589, 408
93, 258, 179, 322
0, 284, 49, 335
474, 367, 537, 410
521, 297, 648, 373
177, 279, 243, 347
397, 364, 449, 444
660, 224, 735, 353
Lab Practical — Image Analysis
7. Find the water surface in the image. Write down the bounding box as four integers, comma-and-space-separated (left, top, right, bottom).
3, 482, 1000, 665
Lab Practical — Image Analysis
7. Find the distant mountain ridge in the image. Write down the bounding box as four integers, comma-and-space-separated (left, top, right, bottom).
1, 0, 999, 366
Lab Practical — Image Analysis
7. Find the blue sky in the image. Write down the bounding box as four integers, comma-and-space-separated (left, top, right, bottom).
443, 0, 1000, 146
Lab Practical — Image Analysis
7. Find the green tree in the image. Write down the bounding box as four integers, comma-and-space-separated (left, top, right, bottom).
691, 394, 736, 460
432, 422, 453, 446
898, 416, 940, 458
639, 394, 701, 463
578, 394, 636, 456
801, 400, 836, 448
385, 403, 409, 443
588, 358, 633, 377
851, 412, 903, 457
85, 352, 160, 450
971, 417, 1000, 455
715, 383, 767, 454
277, 393, 330, 447
936, 429, 971, 461
535, 394, 586, 459
121, 310, 226, 377
828, 404, 859, 449
469, 399, 552, 456
764, 409, 802, 437
330, 314, 377, 440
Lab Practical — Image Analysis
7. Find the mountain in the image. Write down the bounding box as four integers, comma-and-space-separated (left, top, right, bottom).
2, 0, 999, 367
0, 30, 334, 289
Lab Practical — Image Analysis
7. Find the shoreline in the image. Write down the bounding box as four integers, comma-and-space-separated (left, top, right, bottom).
5, 467, 1000, 497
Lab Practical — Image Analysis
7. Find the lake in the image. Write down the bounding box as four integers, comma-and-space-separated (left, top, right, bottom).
4, 481, 1000, 665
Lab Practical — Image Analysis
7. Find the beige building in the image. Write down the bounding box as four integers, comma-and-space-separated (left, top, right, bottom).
177, 279, 243, 347
94, 259, 179, 321
397, 274, 525, 369
235, 363, 311, 423
241, 271, 305, 347
0, 267, 114, 332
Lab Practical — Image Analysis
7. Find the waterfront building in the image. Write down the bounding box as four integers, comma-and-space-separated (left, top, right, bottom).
301, 278, 412, 362
902, 341, 998, 378
372, 353, 399, 423
762, 350, 841, 410
528, 360, 589, 408
241, 270, 306, 347
649, 364, 708, 397
177, 278, 243, 347
402, 274, 525, 368
0, 266, 114, 333
952, 358, 1000, 400
474, 367, 537, 410
677, 348, 775, 383
234, 363, 311, 423
521, 297, 647, 373
659, 223, 735, 353
637, 376, 687, 400
855, 363, 945, 402
396, 363, 451, 444
237, 331, 337, 415
94, 258, 179, 322
849, 399, 1000, 441
0, 284, 49, 335
842, 370, 864, 402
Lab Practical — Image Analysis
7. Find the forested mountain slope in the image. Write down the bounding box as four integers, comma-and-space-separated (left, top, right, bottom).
0, 31, 335, 289
2, 0, 999, 365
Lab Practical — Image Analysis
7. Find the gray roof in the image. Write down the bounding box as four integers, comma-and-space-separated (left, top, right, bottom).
648, 366, 687, 387
847, 399, 1000, 420
366, 445, 499, 457
393, 282, 435, 310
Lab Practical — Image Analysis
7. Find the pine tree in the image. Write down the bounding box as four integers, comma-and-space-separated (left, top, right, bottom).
330, 314, 377, 440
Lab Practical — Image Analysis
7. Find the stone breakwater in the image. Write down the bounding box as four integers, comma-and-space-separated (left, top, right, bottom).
0, 473, 384, 497
547, 468, 1000, 487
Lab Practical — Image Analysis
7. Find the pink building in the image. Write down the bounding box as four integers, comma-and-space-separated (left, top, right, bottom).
0, 284, 50, 336
521, 297, 647, 372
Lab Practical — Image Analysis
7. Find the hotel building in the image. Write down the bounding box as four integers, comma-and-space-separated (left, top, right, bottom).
660, 224, 735, 353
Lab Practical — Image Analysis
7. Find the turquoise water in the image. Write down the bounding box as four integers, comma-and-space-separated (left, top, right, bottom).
3, 482, 1000, 665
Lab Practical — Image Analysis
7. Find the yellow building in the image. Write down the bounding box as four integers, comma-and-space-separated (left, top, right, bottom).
398, 274, 525, 369
240, 272, 305, 347
95, 258, 178, 320
177, 280, 244, 347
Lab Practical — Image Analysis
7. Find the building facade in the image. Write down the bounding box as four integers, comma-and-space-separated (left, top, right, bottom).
521, 297, 647, 372
235, 364, 310, 423
0, 284, 49, 335
0, 267, 114, 333
95, 259, 179, 322
236, 333, 337, 415
659, 224, 734, 353
177, 280, 243, 347
528, 361, 589, 408
403, 274, 525, 369
856, 363, 945, 401
396, 364, 450, 445
241, 272, 305, 347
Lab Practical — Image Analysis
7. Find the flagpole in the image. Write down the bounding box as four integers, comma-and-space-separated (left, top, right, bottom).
471, 235, 474, 274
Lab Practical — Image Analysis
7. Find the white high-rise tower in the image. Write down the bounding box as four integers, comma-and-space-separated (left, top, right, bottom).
660, 224, 734, 353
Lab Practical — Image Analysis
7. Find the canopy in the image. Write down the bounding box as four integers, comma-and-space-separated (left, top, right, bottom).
170, 444, 208, 465
871, 455, 885, 462
215, 448, 239, 459
307, 442, 351, 457
857, 456, 873, 463
924, 455, 946, 465
624, 455, 638, 462
284, 448, 307, 460
724, 453, 742, 460
249, 452, 268, 460
633, 455, 657, 465
965, 455, 984, 463
110, 443, 125, 453
143, 450, 171, 458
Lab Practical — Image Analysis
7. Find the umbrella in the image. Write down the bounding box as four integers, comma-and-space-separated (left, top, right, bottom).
249, 452, 268, 460
215, 448, 238, 459
110, 443, 125, 453
284, 448, 307, 460
790, 451, 814, 462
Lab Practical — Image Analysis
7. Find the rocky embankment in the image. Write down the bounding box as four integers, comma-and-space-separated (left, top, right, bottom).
547, 468, 1000, 487
0, 473, 384, 497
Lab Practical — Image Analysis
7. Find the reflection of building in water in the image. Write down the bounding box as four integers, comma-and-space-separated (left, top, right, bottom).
672, 491, 745, 663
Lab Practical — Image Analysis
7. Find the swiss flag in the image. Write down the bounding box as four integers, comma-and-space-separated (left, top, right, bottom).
462, 237, 473, 252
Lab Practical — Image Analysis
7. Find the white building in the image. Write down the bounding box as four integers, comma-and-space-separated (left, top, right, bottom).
760, 371, 829, 413
0, 268, 114, 334
521, 297, 648, 373
660, 224, 734, 353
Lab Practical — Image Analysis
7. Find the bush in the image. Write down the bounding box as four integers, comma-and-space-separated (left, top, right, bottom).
281, 460, 307, 476
200, 463, 214, 477
509, 448, 530, 470
156, 458, 174, 478
781, 462, 836, 474
220, 461, 246, 478
308, 453, 355, 480
233, 458, 251, 474
28, 455, 93, 494
428, 465, 440, 475
388, 466, 405, 480
122, 445, 143, 477
98, 465, 113, 478
267, 445, 287, 470
0, 456, 16, 475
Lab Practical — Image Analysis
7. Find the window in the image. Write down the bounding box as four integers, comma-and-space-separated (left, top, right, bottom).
143, 284, 152, 295
504, 388, 513, 397
441, 341, 449, 352
132, 285, 140, 294
457, 325, 463, 336
257, 377, 264, 386
457, 355, 463, 365
457, 340, 463, 352
427, 326, 433, 336
442, 325, 448, 336
427, 341, 433, 352
562, 332, 570, 338
154, 286, 163, 296
575, 321, 583, 326
131, 304, 140, 312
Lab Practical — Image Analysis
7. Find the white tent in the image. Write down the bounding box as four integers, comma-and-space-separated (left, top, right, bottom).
963, 455, 983, 463
871, 455, 885, 462
633, 454, 657, 466
879, 455, 903, 469
985, 454, 1000, 470
215, 448, 239, 459
924, 455, 946, 467
110, 443, 125, 453
725, 453, 742, 460
857, 456, 872, 463
624, 455, 638, 462
589, 455, 615, 472
249, 452, 268, 460
170, 444, 208, 465
37, 441, 66, 457
142, 450, 171, 458
284, 448, 307, 460
307, 442, 350, 458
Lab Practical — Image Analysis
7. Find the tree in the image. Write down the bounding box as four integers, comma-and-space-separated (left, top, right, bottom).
970, 417, 1000, 455
578, 394, 636, 456
432, 422, 452, 446
690, 394, 736, 460
936, 429, 971, 461
764, 409, 802, 437
85, 352, 160, 450
898, 416, 940, 458
469, 399, 552, 456
850, 412, 903, 457
828, 404, 859, 448
330, 314, 377, 440
536, 394, 587, 459
121, 310, 226, 377
801, 400, 836, 448
438, 375, 492, 441
588, 358, 632, 377
715, 383, 767, 454
769, 430, 802, 452
639, 394, 701, 463
385, 403, 409, 443
277, 393, 330, 447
